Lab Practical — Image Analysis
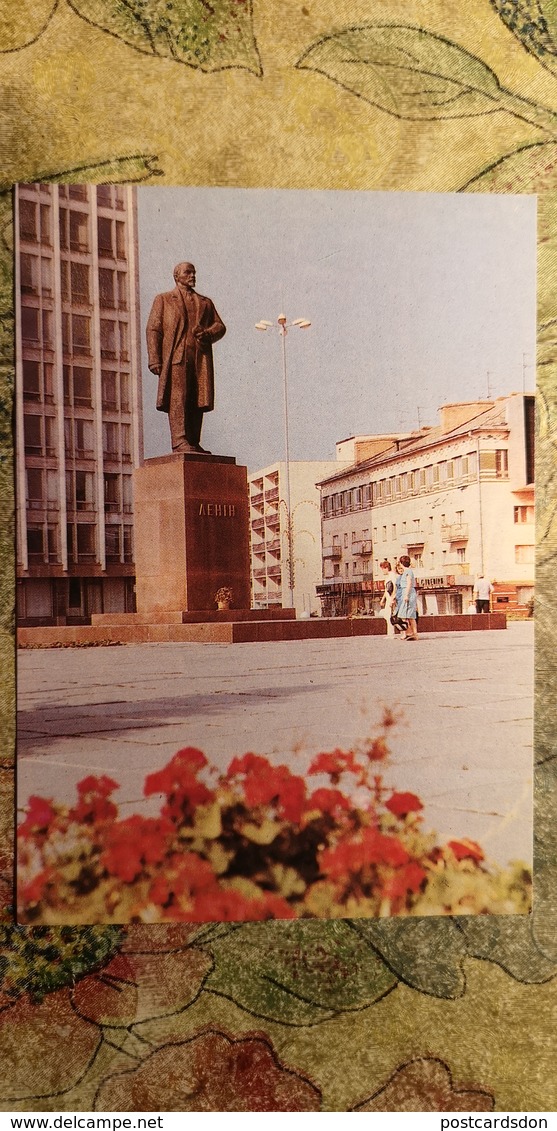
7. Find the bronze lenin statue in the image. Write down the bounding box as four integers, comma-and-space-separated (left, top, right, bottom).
146, 262, 226, 454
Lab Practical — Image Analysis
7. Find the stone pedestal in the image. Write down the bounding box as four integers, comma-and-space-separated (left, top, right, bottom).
133, 453, 251, 614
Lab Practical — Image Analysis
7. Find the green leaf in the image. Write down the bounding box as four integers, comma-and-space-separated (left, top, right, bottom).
456, 916, 557, 980
459, 138, 557, 193
67, 0, 261, 74
490, 0, 557, 76
0, 153, 163, 193
0, 0, 58, 54
204, 920, 397, 1025
350, 919, 468, 999
296, 24, 506, 121
0, 924, 124, 1002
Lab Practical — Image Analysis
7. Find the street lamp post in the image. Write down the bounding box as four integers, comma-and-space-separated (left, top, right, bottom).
255, 314, 311, 609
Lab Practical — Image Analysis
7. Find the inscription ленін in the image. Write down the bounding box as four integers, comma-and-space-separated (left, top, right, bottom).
198, 503, 236, 517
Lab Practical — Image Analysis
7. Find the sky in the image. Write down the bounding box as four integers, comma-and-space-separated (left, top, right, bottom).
137, 188, 537, 472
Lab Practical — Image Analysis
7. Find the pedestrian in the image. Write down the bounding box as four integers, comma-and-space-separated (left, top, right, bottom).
379, 559, 397, 637
392, 560, 408, 638
474, 574, 493, 614
396, 555, 419, 641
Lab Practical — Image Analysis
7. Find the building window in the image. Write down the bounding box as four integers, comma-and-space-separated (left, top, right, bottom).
69, 210, 89, 253
98, 216, 114, 256
99, 268, 115, 308
515, 544, 534, 564
514, 505, 534, 524
105, 525, 121, 560
27, 467, 43, 505
21, 306, 40, 342
96, 185, 113, 208
382, 526, 387, 541
76, 524, 96, 560
117, 272, 128, 310
19, 199, 38, 241
27, 526, 44, 559
391, 524, 396, 539
121, 423, 131, 462
22, 359, 41, 400
71, 261, 90, 304
123, 526, 133, 561
116, 221, 127, 259
105, 472, 121, 513
479, 449, 509, 477
103, 421, 119, 459
344, 533, 348, 549
74, 417, 94, 457
102, 369, 118, 410
75, 470, 95, 511
72, 314, 91, 355
24, 414, 42, 453
20, 252, 39, 294
100, 319, 116, 358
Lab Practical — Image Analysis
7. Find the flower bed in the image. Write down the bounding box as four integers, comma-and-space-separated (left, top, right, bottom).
17, 719, 531, 924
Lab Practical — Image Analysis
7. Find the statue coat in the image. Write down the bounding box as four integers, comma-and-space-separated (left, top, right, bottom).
146, 286, 226, 414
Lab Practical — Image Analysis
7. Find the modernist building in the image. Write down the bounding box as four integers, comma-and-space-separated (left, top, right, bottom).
248, 460, 349, 616
318, 395, 535, 617
15, 183, 143, 625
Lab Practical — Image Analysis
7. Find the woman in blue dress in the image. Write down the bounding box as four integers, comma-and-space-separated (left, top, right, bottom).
396, 555, 418, 641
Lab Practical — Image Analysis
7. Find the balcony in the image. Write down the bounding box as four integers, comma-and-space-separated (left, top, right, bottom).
251, 517, 265, 534
323, 545, 342, 560
266, 537, 281, 555
265, 487, 279, 503
352, 539, 373, 555
253, 566, 267, 580
441, 522, 469, 542
250, 490, 264, 507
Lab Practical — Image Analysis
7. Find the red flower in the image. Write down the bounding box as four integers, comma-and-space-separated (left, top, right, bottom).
144, 747, 208, 796
227, 751, 270, 777
101, 816, 173, 883
232, 759, 307, 824
308, 749, 363, 779
70, 775, 119, 824
149, 852, 217, 907
189, 888, 295, 922
383, 861, 427, 899
319, 828, 409, 879
306, 788, 351, 815
385, 791, 424, 819
18, 868, 54, 905
448, 838, 485, 862
77, 774, 119, 796
17, 795, 57, 837
365, 737, 390, 762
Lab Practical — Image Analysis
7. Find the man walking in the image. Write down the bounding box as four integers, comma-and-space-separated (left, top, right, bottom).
474, 574, 493, 614
146, 262, 226, 454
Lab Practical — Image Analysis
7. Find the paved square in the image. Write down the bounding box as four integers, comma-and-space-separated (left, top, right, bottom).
17, 622, 533, 868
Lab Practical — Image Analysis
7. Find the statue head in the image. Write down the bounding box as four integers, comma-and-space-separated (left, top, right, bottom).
174, 262, 196, 289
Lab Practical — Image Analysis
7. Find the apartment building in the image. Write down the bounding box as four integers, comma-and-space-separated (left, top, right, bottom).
15, 183, 143, 625
318, 394, 535, 617
249, 460, 348, 616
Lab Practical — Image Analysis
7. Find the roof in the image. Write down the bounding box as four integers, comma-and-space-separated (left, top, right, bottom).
318, 398, 512, 488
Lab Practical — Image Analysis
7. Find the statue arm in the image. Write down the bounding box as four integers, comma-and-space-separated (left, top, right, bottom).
146, 295, 164, 372
199, 301, 226, 343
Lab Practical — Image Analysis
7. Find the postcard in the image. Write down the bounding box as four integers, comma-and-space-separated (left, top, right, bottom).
13, 184, 536, 925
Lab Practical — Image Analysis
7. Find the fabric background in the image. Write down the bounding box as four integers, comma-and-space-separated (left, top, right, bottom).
1, 0, 556, 1112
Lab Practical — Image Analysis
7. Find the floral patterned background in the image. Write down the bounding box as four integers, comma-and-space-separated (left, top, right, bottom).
1, 0, 556, 1112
